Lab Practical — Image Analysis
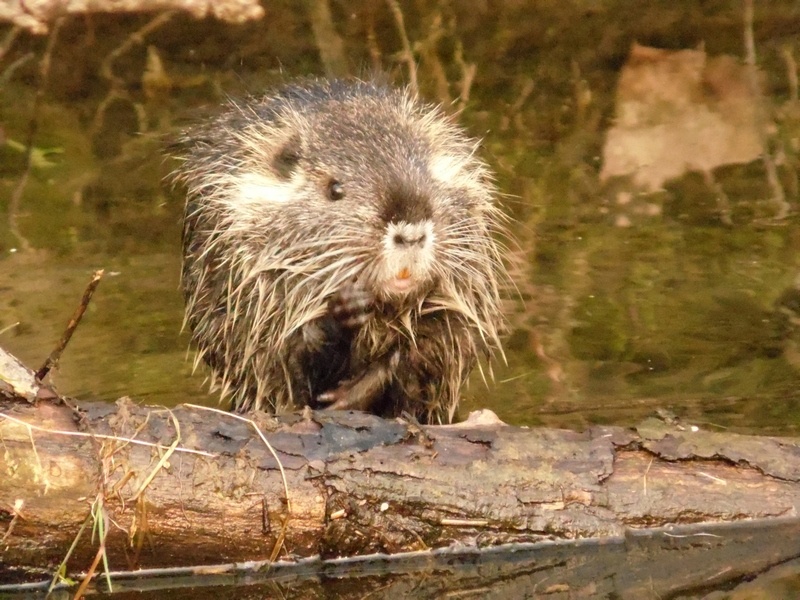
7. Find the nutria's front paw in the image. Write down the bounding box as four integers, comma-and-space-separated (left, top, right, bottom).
329, 279, 374, 330
317, 379, 372, 411
316, 350, 397, 414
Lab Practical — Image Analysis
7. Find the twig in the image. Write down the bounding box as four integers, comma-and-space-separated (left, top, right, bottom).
0, 25, 21, 62
0, 499, 25, 542
510, 78, 535, 114
93, 494, 113, 593
0, 322, 20, 337
8, 18, 63, 252
25, 421, 45, 485
452, 29, 476, 112
69, 494, 112, 598
128, 408, 181, 502
105, 410, 152, 462
183, 404, 292, 513
743, 0, 756, 68
48, 509, 92, 593
184, 404, 293, 563
36, 269, 104, 381
642, 456, 654, 496
269, 513, 291, 563
703, 170, 733, 226
0, 20, 25, 92
415, 11, 450, 104
15, 557, 315, 594
0, 413, 215, 457
440, 518, 488, 527
73, 538, 106, 599
305, 0, 348, 77
365, 11, 382, 73
385, 0, 418, 95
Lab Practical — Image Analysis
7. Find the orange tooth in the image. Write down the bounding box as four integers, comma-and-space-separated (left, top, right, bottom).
397, 268, 411, 280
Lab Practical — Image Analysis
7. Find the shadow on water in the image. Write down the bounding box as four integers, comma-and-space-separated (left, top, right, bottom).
1, 0, 800, 596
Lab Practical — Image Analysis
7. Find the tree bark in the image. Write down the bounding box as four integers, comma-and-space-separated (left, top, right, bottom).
2, 345, 800, 588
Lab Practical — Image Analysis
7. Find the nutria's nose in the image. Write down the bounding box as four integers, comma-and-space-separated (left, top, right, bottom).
393, 231, 427, 247
388, 220, 432, 251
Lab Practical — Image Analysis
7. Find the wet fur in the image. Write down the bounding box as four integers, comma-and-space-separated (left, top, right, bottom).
172, 79, 507, 423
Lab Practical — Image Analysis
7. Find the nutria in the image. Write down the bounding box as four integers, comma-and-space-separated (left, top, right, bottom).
172, 79, 507, 423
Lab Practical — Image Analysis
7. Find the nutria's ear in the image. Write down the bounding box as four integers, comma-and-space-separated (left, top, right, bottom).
273, 133, 302, 180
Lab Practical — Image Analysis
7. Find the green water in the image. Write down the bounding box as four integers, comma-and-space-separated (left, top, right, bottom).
1, 0, 799, 438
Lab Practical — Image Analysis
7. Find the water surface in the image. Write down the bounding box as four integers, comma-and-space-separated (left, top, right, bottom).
1, 1, 799, 433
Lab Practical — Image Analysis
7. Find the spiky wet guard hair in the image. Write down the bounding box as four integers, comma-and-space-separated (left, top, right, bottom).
172, 79, 508, 422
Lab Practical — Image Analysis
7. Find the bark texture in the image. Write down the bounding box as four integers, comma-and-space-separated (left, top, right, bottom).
2, 389, 799, 580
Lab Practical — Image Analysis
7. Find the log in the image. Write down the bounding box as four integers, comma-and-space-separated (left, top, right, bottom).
2, 344, 800, 593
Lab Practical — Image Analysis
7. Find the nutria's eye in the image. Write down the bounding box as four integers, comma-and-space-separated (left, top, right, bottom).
328, 180, 345, 201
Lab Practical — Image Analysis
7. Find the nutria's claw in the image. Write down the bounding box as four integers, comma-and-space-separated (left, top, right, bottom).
329, 280, 374, 330
317, 382, 369, 411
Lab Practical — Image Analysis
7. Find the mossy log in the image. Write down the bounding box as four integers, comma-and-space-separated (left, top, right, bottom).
2, 346, 800, 590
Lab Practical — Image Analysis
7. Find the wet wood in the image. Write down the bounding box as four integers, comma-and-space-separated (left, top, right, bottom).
2, 345, 800, 584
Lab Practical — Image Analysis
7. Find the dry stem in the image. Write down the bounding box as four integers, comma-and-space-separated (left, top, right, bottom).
37, 269, 105, 381
0, 412, 215, 457
184, 404, 291, 511
184, 403, 294, 562
128, 408, 181, 502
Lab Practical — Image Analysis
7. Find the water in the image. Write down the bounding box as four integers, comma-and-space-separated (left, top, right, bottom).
2, 2, 799, 435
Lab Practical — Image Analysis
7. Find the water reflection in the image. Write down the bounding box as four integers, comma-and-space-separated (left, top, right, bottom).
0, 1, 799, 435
